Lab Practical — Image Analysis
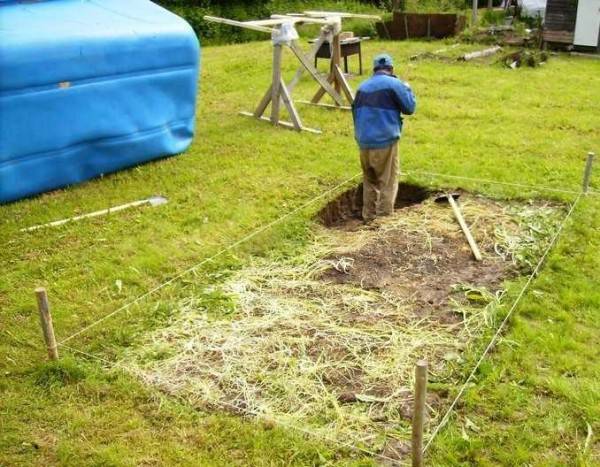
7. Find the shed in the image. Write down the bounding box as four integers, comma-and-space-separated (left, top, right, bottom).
0, 0, 200, 204
543, 0, 600, 50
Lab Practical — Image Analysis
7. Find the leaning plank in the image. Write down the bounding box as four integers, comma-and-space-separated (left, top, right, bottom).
279, 78, 302, 130
460, 46, 502, 61
310, 74, 334, 104
254, 84, 274, 118
288, 41, 345, 106
334, 65, 355, 104
287, 35, 326, 91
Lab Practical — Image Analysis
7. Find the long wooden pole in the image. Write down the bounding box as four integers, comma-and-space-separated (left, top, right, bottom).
35, 288, 59, 361
20, 197, 167, 232
203, 16, 275, 34
412, 360, 428, 467
448, 196, 483, 261
582, 152, 595, 194
472, 0, 478, 24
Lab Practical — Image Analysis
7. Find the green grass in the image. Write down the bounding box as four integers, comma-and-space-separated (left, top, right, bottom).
1, 39, 599, 465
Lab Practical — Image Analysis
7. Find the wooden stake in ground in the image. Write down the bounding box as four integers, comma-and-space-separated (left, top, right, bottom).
582, 152, 595, 193
412, 360, 428, 467
35, 288, 59, 361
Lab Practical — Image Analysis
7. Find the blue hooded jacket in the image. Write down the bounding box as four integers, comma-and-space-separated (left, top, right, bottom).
352, 72, 416, 149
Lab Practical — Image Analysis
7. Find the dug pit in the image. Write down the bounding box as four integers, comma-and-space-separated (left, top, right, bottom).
317, 182, 431, 228
123, 187, 565, 461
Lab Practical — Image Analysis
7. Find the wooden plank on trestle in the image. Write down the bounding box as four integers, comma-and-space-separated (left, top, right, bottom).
279, 78, 302, 130
253, 83, 273, 118
288, 41, 345, 106
334, 65, 354, 104
203, 16, 275, 34
271, 44, 283, 124
303, 11, 381, 20
240, 112, 321, 134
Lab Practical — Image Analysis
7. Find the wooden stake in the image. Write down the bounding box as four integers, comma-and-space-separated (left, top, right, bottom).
412, 360, 428, 467
583, 152, 595, 194
35, 288, 59, 361
472, 0, 478, 24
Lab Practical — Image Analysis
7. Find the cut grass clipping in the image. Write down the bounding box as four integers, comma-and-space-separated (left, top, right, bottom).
122, 188, 565, 460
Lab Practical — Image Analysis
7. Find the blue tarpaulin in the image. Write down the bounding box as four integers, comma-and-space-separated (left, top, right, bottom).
0, 0, 200, 203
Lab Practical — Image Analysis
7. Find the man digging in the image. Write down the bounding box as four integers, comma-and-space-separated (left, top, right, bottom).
352, 53, 416, 224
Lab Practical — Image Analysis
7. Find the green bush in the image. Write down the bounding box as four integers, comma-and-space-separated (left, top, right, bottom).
156, 1, 386, 44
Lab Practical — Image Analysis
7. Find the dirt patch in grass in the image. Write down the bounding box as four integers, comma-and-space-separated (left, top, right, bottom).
123, 188, 564, 461
322, 206, 509, 320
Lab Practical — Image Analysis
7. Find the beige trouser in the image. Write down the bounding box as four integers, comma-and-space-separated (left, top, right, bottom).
360, 141, 399, 222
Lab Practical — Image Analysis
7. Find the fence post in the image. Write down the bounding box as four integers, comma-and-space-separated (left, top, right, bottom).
582, 152, 595, 194
35, 288, 59, 361
412, 360, 428, 467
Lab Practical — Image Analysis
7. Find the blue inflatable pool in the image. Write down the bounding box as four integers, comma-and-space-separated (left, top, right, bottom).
0, 0, 200, 203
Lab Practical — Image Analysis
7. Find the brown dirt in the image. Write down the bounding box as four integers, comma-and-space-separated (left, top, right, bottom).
319, 185, 517, 322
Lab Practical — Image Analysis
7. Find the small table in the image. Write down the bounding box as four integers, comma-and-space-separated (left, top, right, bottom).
311, 37, 369, 75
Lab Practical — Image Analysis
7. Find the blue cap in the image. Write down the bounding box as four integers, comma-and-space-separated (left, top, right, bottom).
373, 53, 394, 70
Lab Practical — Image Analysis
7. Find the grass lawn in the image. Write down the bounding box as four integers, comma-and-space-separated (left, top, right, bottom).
1, 38, 599, 466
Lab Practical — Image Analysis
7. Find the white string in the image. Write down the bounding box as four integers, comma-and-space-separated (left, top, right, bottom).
58, 174, 361, 345
58, 167, 595, 346
422, 192, 583, 452
47, 170, 587, 464
404, 169, 591, 196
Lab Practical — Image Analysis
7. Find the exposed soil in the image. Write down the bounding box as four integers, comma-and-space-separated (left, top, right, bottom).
126, 183, 562, 462
319, 185, 517, 320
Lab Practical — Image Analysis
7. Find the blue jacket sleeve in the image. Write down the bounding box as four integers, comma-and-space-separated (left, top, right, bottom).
393, 80, 416, 115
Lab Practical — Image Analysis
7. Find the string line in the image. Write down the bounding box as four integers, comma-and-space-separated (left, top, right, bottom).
58, 173, 361, 345
422, 192, 583, 452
